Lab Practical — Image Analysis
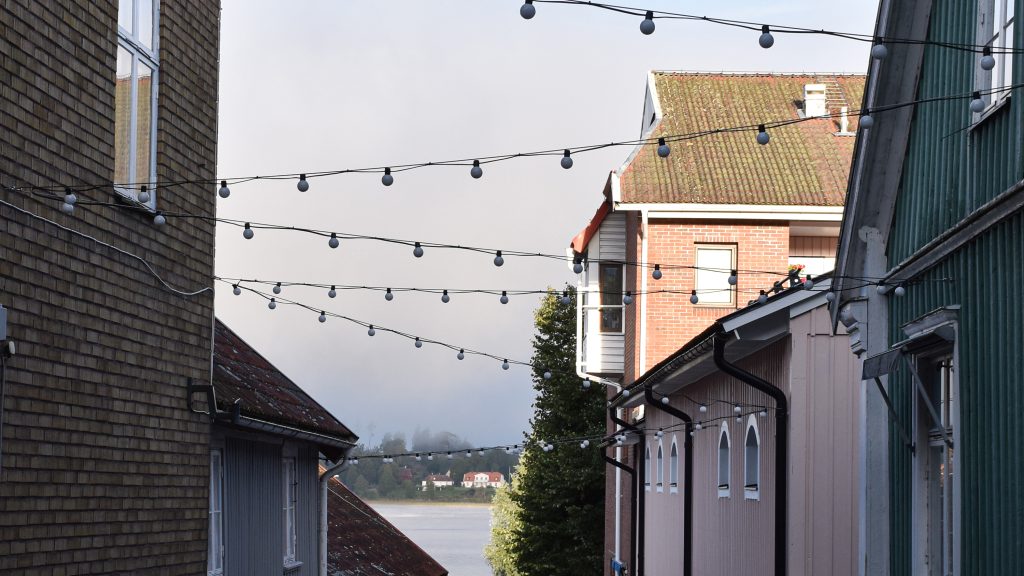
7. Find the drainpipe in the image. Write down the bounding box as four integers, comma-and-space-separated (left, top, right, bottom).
644, 386, 693, 576
639, 210, 649, 374
713, 335, 788, 576
319, 449, 354, 576
634, 442, 645, 576
609, 406, 638, 572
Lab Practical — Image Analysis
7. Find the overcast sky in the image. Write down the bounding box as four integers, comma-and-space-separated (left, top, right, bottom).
212, 0, 879, 447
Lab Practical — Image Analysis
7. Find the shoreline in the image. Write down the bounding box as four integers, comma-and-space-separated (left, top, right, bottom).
366, 500, 493, 508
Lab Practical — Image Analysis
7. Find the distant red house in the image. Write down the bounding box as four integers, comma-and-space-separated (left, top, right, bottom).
461, 472, 506, 489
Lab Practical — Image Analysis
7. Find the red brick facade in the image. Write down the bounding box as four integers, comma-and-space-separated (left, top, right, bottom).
0, 1, 220, 572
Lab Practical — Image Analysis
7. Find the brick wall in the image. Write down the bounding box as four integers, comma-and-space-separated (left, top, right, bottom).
0, 1, 220, 573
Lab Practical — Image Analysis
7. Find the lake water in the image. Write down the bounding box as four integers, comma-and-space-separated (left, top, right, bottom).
370, 502, 494, 576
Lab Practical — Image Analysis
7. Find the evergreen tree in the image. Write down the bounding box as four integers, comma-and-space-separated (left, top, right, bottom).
509, 287, 605, 576
486, 463, 525, 576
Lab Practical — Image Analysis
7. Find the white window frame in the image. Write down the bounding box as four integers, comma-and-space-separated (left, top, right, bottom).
656, 441, 664, 492
668, 438, 679, 494
282, 457, 299, 568
744, 415, 761, 501
116, 0, 159, 210
696, 244, 737, 306
976, 0, 1015, 115
644, 444, 652, 491
207, 448, 225, 576
718, 423, 731, 498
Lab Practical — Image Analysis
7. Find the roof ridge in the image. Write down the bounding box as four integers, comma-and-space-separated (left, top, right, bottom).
651, 70, 866, 77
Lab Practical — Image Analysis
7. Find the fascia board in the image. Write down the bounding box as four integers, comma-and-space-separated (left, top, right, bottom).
618, 204, 844, 220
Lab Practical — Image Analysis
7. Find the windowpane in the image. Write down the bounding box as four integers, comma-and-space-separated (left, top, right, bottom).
208, 450, 224, 574
744, 425, 759, 490
718, 428, 730, 490
114, 47, 133, 186
599, 264, 623, 332
283, 459, 297, 563
138, 0, 154, 49
696, 247, 734, 304
118, 0, 133, 33
669, 443, 678, 486
644, 446, 651, 486
135, 60, 153, 188
656, 445, 663, 485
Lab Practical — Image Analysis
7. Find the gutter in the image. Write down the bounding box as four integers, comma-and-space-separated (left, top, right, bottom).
713, 335, 788, 576
644, 386, 693, 576
319, 451, 354, 576
220, 409, 357, 455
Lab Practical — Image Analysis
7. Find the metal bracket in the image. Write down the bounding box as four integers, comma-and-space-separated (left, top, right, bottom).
186, 377, 217, 420
872, 377, 915, 453
903, 356, 953, 450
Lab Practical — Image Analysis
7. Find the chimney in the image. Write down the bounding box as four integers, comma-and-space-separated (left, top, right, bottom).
803, 83, 828, 118
840, 106, 850, 133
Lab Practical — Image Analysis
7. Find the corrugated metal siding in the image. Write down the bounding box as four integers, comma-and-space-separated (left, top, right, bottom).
887, 211, 1024, 576
225, 438, 283, 576
295, 444, 320, 574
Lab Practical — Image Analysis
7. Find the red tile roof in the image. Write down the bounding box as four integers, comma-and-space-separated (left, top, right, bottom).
462, 472, 505, 483
569, 197, 611, 253
618, 72, 866, 206
325, 471, 448, 576
213, 319, 355, 441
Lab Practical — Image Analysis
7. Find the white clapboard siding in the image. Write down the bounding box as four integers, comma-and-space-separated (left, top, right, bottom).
582, 213, 626, 375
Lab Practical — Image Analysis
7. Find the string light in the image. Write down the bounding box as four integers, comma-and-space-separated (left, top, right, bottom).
138, 186, 151, 204
273, 282, 282, 295
699, 404, 707, 413
970, 91, 986, 113
759, 410, 768, 417
329, 233, 339, 249
413, 242, 424, 258
623, 291, 634, 305
640, 10, 655, 35
458, 349, 465, 360
414, 337, 423, 348
661, 397, 669, 405
734, 405, 742, 414
690, 290, 699, 305
652, 264, 662, 280
219, 180, 230, 198
61, 189, 76, 214
728, 270, 738, 285
560, 290, 571, 305
233, 284, 241, 296
573, 256, 584, 274
268, 298, 277, 310
758, 25, 774, 48
894, 285, 906, 297
502, 360, 510, 370
243, 223, 254, 239
153, 211, 166, 226
385, 288, 394, 301
328, 285, 337, 298
367, 325, 376, 336
981, 46, 996, 70
297, 174, 309, 192
494, 251, 504, 267
870, 39, 888, 60
318, 311, 327, 323
804, 275, 815, 290
520, 0, 535, 19
756, 124, 770, 145
471, 160, 483, 179
826, 292, 836, 302
382, 168, 394, 187
441, 290, 450, 303
560, 149, 573, 169
757, 290, 768, 304
860, 110, 874, 129
500, 291, 509, 304
543, 370, 552, 380
582, 379, 591, 389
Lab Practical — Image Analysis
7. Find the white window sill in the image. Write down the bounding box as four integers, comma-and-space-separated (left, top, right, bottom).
656, 485, 663, 493
718, 488, 730, 499
669, 486, 679, 495
283, 560, 302, 574
971, 94, 1011, 131
744, 489, 760, 501
644, 484, 651, 492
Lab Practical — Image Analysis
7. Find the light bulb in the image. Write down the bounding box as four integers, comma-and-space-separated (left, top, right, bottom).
457, 349, 465, 360
478, 450, 485, 457
415, 337, 422, 348
427, 454, 433, 461
756, 124, 770, 145
415, 454, 422, 461
466, 451, 472, 458
758, 290, 768, 304
382, 167, 394, 186
690, 290, 699, 305
367, 325, 376, 337
981, 46, 996, 71
736, 416, 742, 422
734, 405, 742, 413
826, 291, 836, 302
319, 312, 326, 323
695, 422, 703, 430
385, 288, 394, 301
580, 441, 589, 449
656, 429, 664, 438
560, 149, 573, 169
876, 283, 888, 295
860, 112, 874, 129
652, 264, 662, 280
500, 291, 509, 305
268, 298, 277, 310
138, 186, 150, 204
441, 290, 450, 304
494, 251, 504, 267
471, 160, 483, 179
543, 370, 552, 380
894, 285, 906, 297
582, 379, 591, 389
273, 282, 282, 295
352, 458, 359, 465
520, 0, 535, 19
297, 174, 309, 192
243, 223, 254, 239
660, 396, 669, 405
546, 444, 554, 452
447, 452, 453, 460
413, 242, 424, 258
61, 202, 74, 214
560, 291, 571, 306
218, 180, 230, 198
728, 270, 738, 285
656, 137, 670, 158
970, 91, 986, 113
502, 359, 509, 370
870, 42, 888, 60
759, 410, 768, 417
232, 284, 241, 296
150, 211, 165, 226
622, 389, 631, 397
328, 286, 337, 298
759, 25, 774, 48
804, 275, 815, 290
699, 404, 707, 413
640, 11, 655, 35
329, 233, 339, 249
623, 291, 634, 305
573, 258, 584, 274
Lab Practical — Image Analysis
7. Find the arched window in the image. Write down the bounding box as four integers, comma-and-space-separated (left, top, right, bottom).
669, 440, 679, 492
656, 443, 664, 491
744, 415, 761, 500
718, 423, 730, 498
644, 444, 652, 490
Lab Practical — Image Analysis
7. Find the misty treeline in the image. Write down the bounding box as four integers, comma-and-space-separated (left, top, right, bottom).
337, 428, 521, 501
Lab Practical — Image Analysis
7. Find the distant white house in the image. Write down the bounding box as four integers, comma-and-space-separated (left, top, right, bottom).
461, 472, 505, 489
421, 474, 454, 490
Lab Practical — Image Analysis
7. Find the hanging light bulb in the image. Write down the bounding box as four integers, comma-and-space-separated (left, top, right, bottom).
860, 109, 874, 129
502, 359, 509, 370
756, 124, 770, 145
232, 284, 241, 296
876, 283, 887, 295
656, 429, 664, 438
382, 167, 394, 186
580, 440, 589, 449
546, 444, 555, 452
690, 290, 699, 305
138, 185, 151, 204
728, 269, 738, 286
367, 325, 376, 337
352, 458, 359, 465
734, 405, 742, 414
736, 416, 743, 422
826, 291, 836, 302
894, 285, 906, 297
218, 180, 230, 198
500, 291, 509, 305
970, 91, 986, 113
623, 291, 634, 305
478, 449, 485, 457
385, 288, 394, 301
447, 452, 453, 460
640, 10, 655, 35
415, 454, 422, 461
427, 454, 434, 461
328, 286, 337, 298
759, 410, 768, 418
414, 337, 422, 348
758, 25, 775, 48
560, 149, 573, 169
329, 233, 340, 249
573, 256, 584, 274
981, 46, 996, 71
622, 389, 631, 397
273, 282, 282, 295
318, 311, 327, 323
543, 370, 552, 380
758, 290, 768, 304
520, 0, 535, 19
652, 264, 663, 280
60, 200, 75, 214
441, 290, 450, 304
870, 39, 888, 60
656, 137, 670, 158
699, 404, 707, 413
804, 275, 815, 290
494, 251, 504, 267
243, 223, 254, 239
466, 450, 472, 458
470, 160, 483, 179
457, 349, 465, 360
560, 290, 571, 306
268, 298, 277, 310
153, 211, 166, 226
582, 379, 591, 389
661, 396, 669, 405
413, 242, 424, 258
695, 422, 703, 430
296, 174, 309, 192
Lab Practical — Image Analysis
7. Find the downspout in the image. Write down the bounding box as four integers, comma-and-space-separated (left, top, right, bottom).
644, 387, 693, 576
609, 406, 638, 571
634, 442, 644, 576
713, 335, 788, 576
319, 449, 354, 576
639, 210, 649, 373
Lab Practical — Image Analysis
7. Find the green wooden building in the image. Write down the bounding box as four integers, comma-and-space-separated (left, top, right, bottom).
834, 1, 1024, 575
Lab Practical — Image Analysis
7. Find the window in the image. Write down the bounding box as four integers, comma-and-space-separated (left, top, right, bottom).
208, 449, 224, 576
116, 0, 159, 208
696, 245, 736, 305
718, 424, 730, 497
599, 263, 624, 332
644, 445, 652, 490
669, 440, 679, 493
282, 458, 298, 567
744, 416, 760, 500
977, 0, 1015, 109
656, 443, 664, 491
